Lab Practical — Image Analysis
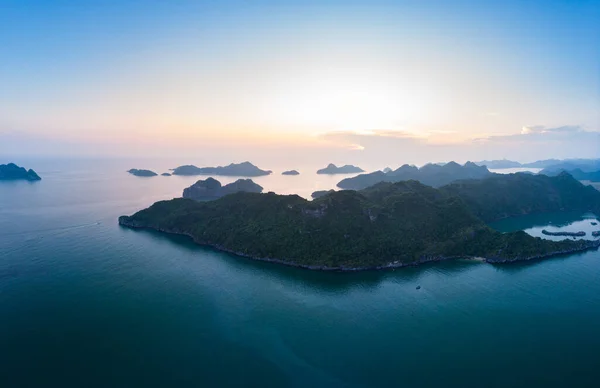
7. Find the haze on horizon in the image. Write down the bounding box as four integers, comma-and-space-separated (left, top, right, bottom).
1, 0, 599, 166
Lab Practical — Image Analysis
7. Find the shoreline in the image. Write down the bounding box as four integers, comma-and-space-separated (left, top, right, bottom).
118, 218, 600, 271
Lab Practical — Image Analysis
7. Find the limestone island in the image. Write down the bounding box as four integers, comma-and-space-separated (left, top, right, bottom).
161, 173, 171, 176
172, 161, 272, 177
338, 161, 491, 190
317, 164, 364, 175
0, 163, 41, 181
182, 177, 263, 201
119, 172, 600, 271
128, 169, 157, 177
592, 231, 600, 237
282, 170, 300, 176
311, 190, 335, 199
541, 230, 586, 237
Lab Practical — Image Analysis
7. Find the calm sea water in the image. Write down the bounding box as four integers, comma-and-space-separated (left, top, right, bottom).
2, 159, 600, 387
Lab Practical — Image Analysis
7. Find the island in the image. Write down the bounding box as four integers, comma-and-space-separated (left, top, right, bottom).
119, 172, 600, 270
382, 167, 392, 173
540, 168, 600, 182
161, 173, 171, 176
593, 231, 600, 237
474, 159, 522, 169
317, 164, 364, 175
0, 163, 41, 181
311, 190, 335, 199
535, 159, 600, 172
337, 161, 491, 190
127, 169, 158, 177
172, 162, 272, 177
182, 177, 263, 201
541, 230, 586, 237
282, 170, 300, 175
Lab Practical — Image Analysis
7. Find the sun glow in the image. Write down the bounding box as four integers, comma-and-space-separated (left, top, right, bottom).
261, 69, 435, 134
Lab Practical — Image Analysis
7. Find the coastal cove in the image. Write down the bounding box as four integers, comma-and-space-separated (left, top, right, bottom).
2, 158, 600, 387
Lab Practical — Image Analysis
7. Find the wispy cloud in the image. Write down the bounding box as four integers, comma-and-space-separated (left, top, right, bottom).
520, 125, 583, 135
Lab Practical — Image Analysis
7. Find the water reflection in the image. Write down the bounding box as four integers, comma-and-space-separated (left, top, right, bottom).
121, 226, 486, 292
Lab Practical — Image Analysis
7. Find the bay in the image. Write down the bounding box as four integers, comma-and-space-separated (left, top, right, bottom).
1, 158, 600, 387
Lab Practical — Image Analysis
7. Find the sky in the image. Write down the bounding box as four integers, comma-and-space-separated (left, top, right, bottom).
1, 0, 599, 165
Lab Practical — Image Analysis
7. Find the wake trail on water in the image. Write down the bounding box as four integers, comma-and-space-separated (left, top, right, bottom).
0, 221, 102, 238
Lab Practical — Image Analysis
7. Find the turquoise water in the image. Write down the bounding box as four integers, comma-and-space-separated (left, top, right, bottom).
2, 159, 600, 387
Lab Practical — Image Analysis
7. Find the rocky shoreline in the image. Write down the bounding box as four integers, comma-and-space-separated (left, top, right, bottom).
118, 217, 600, 271
541, 229, 585, 237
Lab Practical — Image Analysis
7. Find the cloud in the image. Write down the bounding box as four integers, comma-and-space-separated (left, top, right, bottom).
314, 124, 600, 167
520, 125, 583, 135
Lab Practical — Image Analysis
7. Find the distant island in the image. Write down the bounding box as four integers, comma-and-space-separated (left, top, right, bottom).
540, 167, 600, 182
474, 159, 522, 169
161, 173, 171, 176
337, 161, 490, 190
182, 178, 263, 200
317, 164, 364, 175
472, 158, 600, 170
172, 162, 272, 177
593, 231, 600, 237
282, 170, 300, 175
119, 172, 600, 270
542, 230, 586, 237
382, 167, 392, 173
311, 189, 335, 199
0, 163, 41, 181
128, 169, 158, 177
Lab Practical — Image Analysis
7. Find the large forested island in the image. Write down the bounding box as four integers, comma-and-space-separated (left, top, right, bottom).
119, 172, 600, 270
172, 161, 272, 176
0, 163, 41, 181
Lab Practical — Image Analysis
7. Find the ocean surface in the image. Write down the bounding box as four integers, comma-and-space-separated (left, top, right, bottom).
2, 158, 600, 387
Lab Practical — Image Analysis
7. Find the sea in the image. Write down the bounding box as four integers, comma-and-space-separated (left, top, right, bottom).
1, 158, 600, 387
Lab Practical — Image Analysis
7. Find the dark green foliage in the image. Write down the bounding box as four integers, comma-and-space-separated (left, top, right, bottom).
441, 172, 600, 222
120, 176, 600, 269
0, 163, 41, 181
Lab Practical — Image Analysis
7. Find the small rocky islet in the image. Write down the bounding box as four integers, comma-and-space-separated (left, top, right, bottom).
0, 163, 41, 181
282, 170, 300, 175
127, 169, 158, 177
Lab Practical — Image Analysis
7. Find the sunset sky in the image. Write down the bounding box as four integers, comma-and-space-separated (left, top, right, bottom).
1, 0, 599, 165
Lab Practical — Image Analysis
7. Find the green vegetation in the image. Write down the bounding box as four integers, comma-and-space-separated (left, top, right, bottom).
0, 163, 41, 181
183, 178, 263, 200
440, 171, 600, 222
120, 175, 600, 270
